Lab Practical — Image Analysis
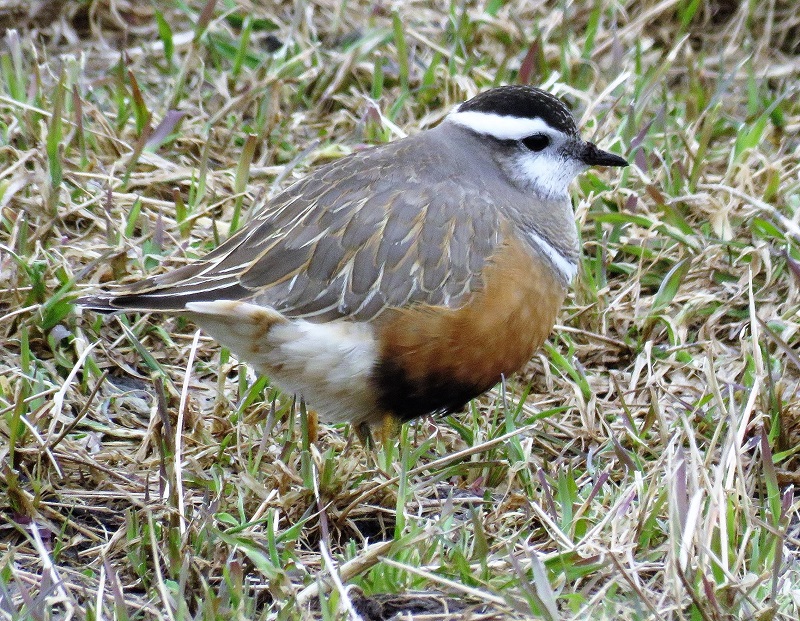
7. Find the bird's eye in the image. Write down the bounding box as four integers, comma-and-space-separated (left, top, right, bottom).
521, 134, 550, 152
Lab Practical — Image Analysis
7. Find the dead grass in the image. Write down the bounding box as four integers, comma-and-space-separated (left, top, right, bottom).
1, 0, 800, 619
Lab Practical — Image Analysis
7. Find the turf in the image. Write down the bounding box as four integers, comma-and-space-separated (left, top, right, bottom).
1, 0, 799, 619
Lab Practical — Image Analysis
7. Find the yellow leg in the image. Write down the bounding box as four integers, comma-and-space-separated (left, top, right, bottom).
306, 409, 319, 444
376, 413, 402, 445
353, 413, 401, 448
355, 421, 375, 449
299, 399, 319, 446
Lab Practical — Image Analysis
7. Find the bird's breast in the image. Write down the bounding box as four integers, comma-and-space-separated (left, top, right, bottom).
371, 235, 567, 421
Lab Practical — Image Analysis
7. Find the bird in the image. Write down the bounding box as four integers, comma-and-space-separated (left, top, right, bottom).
78, 85, 628, 443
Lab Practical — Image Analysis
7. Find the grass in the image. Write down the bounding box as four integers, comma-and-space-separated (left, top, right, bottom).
1, 0, 800, 618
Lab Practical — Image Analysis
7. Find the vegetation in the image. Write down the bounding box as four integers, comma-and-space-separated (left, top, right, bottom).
1, 0, 799, 618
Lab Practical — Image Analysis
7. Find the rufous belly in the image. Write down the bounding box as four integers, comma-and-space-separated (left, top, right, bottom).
372, 236, 567, 420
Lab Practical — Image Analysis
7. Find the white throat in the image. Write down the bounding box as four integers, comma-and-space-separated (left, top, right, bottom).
511, 153, 586, 200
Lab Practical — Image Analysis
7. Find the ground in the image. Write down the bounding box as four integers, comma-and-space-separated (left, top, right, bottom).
1, 0, 800, 619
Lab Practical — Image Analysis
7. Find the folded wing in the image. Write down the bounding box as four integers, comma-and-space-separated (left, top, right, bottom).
78, 139, 505, 321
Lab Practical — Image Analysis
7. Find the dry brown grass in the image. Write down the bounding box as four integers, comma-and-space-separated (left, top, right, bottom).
1, 0, 800, 619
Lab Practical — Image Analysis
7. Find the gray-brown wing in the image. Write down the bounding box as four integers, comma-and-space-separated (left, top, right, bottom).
244, 171, 505, 321
86, 137, 505, 319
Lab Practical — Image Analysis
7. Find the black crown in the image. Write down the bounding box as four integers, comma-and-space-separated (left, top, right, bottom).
458, 86, 578, 137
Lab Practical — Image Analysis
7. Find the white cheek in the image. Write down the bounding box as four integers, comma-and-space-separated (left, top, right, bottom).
513, 153, 586, 199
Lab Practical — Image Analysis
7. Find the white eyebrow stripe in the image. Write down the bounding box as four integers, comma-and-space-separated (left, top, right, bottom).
447, 110, 553, 140
525, 227, 578, 283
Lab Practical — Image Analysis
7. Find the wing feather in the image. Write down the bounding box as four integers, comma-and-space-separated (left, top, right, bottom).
87, 134, 507, 318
